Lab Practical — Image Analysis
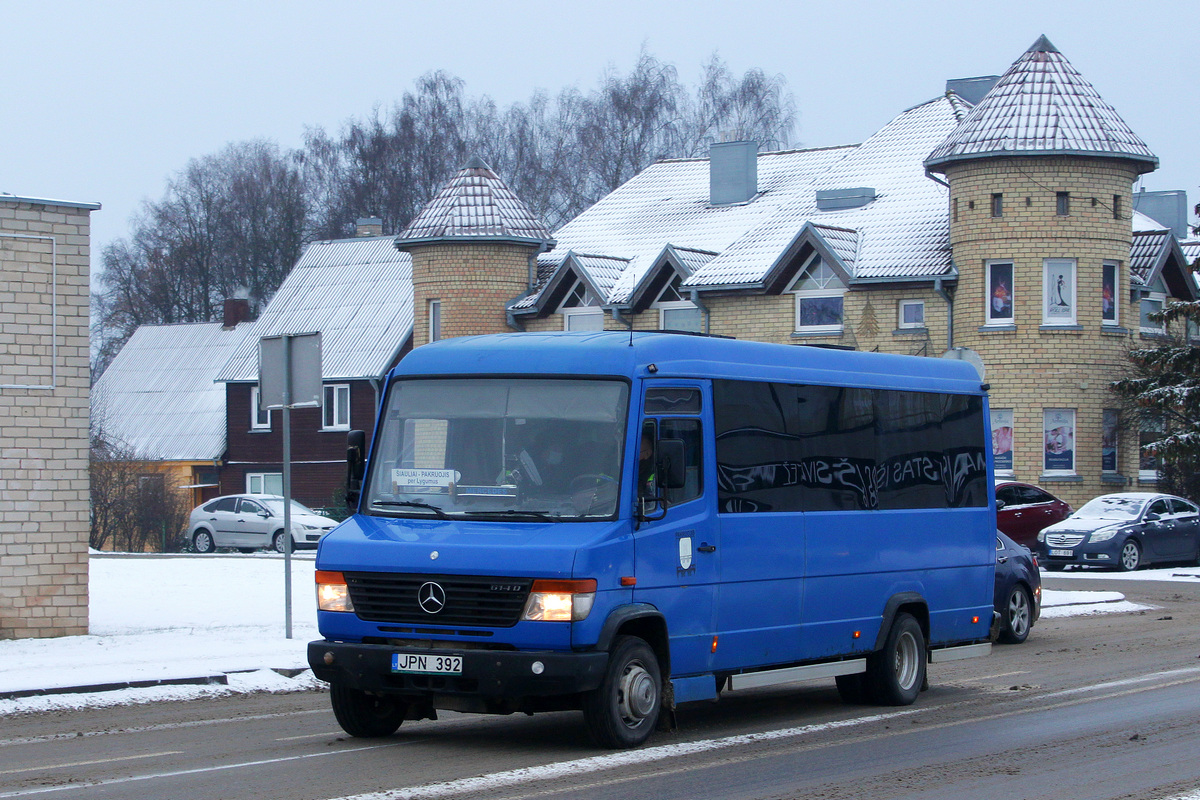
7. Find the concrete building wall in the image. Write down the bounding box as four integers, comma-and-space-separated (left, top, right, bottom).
0, 198, 95, 639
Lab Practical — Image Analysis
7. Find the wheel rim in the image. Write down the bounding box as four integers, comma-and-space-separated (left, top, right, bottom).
617, 659, 657, 727
274, 534, 286, 553
196, 532, 212, 552
1121, 541, 1139, 570
1008, 590, 1030, 637
893, 630, 920, 691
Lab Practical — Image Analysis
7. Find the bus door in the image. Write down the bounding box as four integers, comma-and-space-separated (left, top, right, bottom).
631, 384, 718, 677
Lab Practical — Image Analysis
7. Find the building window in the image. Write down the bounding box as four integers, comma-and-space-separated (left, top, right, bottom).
992, 408, 1014, 475
791, 255, 844, 334
323, 384, 350, 430
560, 279, 604, 331
953, 198, 959, 222
1043, 408, 1076, 475
1139, 419, 1162, 482
653, 275, 702, 332
250, 386, 271, 431
991, 193, 1003, 218
897, 300, 925, 329
1102, 410, 1119, 473
1056, 192, 1070, 216
1043, 258, 1076, 326
1113, 195, 1122, 220
428, 300, 442, 343
985, 260, 1014, 325
1101, 262, 1119, 326
1140, 292, 1166, 335
247, 472, 283, 495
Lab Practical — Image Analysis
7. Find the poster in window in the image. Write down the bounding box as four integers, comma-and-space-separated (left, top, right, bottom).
1102, 409, 1118, 472
1101, 263, 1117, 323
991, 408, 1013, 472
1043, 409, 1075, 473
989, 263, 1013, 321
1044, 260, 1075, 323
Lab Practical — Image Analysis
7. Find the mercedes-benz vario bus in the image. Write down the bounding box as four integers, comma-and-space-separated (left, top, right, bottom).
308, 332, 996, 748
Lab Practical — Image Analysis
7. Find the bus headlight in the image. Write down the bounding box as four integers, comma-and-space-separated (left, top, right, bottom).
316, 570, 354, 612
522, 579, 597, 622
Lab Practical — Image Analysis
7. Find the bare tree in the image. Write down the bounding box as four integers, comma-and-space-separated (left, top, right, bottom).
89, 422, 189, 552
683, 54, 796, 155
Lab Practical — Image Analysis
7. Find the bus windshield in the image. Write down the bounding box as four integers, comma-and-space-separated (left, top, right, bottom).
365, 378, 630, 520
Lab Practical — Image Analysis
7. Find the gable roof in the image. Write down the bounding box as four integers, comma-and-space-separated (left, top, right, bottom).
397, 156, 554, 246
216, 236, 413, 383
925, 36, 1157, 173
92, 322, 251, 461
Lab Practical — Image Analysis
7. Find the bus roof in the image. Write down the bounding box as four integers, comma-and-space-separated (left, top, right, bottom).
393, 332, 986, 395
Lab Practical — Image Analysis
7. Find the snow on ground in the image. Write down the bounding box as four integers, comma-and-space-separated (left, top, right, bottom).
0, 555, 1193, 717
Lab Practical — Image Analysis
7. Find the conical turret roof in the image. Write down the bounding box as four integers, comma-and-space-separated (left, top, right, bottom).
925, 36, 1157, 173
397, 156, 553, 246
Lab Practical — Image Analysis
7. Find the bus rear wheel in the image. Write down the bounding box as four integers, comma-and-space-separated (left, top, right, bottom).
865, 612, 925, 706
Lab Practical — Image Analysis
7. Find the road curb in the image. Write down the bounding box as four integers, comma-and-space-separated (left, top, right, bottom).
0, 667, 312, 701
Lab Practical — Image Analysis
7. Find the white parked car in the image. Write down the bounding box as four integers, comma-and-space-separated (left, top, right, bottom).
187, 494, 337, 554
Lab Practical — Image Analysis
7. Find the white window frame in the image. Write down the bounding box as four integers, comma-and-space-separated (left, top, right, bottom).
897, 300, 925, 329
428, 299, 442, 343
246, 472, 282, 495
1042, 408, 1076, 476
563, 308, 604, 331
790, 254, 844, 334
250, 386, 271, 431
1140, 292, 1166, 335
1101, 261, 1120, 327
1042, 258, 1077, 326
322, 384, 350, 431
657, 300, 702, 332
985, 260, 1014, 326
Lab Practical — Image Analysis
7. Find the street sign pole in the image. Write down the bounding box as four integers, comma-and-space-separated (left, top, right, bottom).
259, 332, 322, 641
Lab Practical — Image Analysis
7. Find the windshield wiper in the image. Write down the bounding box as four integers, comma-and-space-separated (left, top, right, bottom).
463, 509, 556, 522
372, 500, 449, 519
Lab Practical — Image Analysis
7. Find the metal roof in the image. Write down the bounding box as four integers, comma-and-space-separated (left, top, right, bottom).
91, 322, 251, 461
398, 156, 553, 245
925, 36, 1157, 172
216, 236, 413, 383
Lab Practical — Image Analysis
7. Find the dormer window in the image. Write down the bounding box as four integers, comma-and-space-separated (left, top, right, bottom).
560, 280, 604, 331
653, 274, 702, 332
789, 255, 845, 334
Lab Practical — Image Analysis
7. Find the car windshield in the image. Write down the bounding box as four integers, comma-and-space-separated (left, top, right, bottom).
1074, 495, 1146, 520
365, 378, 630, 520
261, 499, 320, 517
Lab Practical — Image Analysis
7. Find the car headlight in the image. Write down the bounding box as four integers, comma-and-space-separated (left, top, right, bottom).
316, 571, 354, 612
1037, 529, 1048, 543
522, 579, 597, 622
1088, 526, 1121, 543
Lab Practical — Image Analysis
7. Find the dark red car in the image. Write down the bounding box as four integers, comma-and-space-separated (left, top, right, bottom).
995, 480, 1073, 550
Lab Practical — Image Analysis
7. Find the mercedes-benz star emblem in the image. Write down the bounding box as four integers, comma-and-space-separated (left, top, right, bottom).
417, 581, 447, 614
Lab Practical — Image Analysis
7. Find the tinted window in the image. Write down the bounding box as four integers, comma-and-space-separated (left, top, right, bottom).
1170, 498, 1197, 516
1147, 499, 1170, 517
996, 486, 1019, 506
213, 497, 238, 513
239, 499, 265, 515
645, 388, 701, 415
659, 418, 703, 505
1020, 487, 1055, 505
713, 380, 987, 512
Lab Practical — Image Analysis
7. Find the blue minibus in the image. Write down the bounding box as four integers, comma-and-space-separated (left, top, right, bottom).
308, 332, 996, 748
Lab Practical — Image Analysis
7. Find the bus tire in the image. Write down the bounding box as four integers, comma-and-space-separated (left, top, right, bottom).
864, 612, 925, 706
329, 683, 405, 738
583, 635, 661, 749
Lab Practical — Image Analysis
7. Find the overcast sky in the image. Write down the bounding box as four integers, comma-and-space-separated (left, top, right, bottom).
2, 0, 1196, 279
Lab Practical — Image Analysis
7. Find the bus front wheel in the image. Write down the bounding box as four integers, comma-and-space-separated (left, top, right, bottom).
865, 612, 925, 706
583, 635, 661, 749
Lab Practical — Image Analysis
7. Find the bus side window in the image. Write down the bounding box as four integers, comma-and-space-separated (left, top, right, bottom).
660, 418, 703, 505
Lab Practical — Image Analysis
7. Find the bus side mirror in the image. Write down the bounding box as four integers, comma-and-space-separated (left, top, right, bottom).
658, 438, 686, 490
346, 429, 366, 510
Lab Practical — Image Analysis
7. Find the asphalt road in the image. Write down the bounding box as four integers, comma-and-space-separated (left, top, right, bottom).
2, 574, 1199, 800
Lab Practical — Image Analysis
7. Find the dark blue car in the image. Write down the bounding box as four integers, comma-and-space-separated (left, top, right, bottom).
995, 531, 1041, 644
1036, 493, 1200, 572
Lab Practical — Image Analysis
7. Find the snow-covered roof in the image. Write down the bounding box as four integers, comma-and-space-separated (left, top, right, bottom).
526, 94, 965, 311
92, 322, 251, 461
398, 156, 553, 246
216, 236, 413, 383
925, 36, 1157, 173
1181, 238, 1200, 268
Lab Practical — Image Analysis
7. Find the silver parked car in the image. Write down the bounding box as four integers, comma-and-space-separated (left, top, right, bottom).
187, 494, 337, 554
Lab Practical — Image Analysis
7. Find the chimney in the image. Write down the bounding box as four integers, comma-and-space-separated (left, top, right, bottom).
223, 290, 252, 329
1134, 190, 1189, 239
710, 141, 758, 206
355, 216, 384, 237
946, 76, 1001, 105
